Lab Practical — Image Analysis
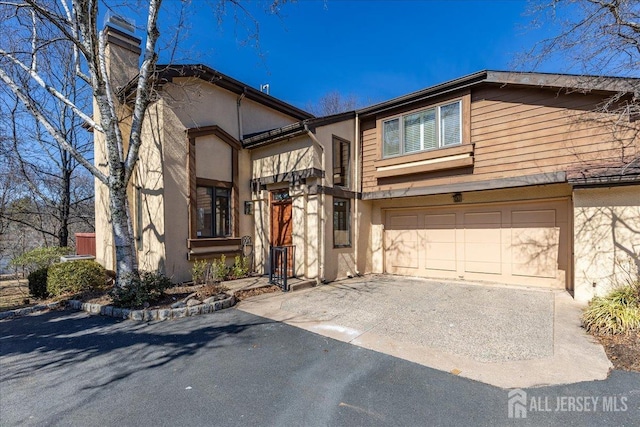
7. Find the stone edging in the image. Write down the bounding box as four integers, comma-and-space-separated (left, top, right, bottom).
0, 295, 236, 322
0, 302, 65, 320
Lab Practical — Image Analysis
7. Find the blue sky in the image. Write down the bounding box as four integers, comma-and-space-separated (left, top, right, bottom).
154, 0, 542, 111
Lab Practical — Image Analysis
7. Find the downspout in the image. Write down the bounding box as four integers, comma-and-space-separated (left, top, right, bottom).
305, 124, 325, 283
354, 113, 360, 276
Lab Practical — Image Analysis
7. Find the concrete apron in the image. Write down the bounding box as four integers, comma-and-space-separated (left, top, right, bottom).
236, 276, 612, 389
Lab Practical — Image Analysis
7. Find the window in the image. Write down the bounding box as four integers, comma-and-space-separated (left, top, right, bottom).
333, 198, 351, 247
333, 136, 350, 188
382, 100, 461, 157
196, 186, 230, 237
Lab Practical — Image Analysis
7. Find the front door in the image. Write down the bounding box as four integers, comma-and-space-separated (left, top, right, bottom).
270, 190, 294, 277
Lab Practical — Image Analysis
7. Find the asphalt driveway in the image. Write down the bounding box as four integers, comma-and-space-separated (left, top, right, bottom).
238, 275, 612, 388
1, 308, 639, 426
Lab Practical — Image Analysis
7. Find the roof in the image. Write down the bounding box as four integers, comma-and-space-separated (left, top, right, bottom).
357, 70, 640, 118
121, 64, 314, 121
567, 162, 640, 186
242, 111, 356, 149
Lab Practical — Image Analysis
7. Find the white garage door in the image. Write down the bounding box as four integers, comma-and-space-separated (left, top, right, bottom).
384, 199, 569, 288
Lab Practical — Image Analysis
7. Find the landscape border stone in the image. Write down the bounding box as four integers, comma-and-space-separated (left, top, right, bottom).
0, 294, 235, 322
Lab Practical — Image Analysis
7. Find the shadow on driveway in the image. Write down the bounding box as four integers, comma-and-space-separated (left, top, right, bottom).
0, 309, 271, 388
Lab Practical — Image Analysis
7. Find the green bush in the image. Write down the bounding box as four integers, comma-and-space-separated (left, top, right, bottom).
192, 259, 207, 285
212, 254, 228, 281
11, 246, 73, 273
582, 281, 640, 334
110, 271, 172, 308
230, 255, 250, 279
27, 267, 49, 299
47, 260, 106, 297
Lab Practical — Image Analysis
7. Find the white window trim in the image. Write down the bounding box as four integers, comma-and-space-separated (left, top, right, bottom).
382, 100, 462, 158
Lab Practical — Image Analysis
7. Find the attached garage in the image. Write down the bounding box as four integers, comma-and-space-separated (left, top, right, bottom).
384, 198, 570, 289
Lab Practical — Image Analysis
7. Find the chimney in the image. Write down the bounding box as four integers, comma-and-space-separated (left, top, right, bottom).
103, 14, 141, 91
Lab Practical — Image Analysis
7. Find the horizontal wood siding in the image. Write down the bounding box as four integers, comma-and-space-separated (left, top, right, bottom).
361, 85, 638, 194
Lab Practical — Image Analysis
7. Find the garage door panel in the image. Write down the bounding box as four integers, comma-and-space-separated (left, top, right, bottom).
512, 209, 555, 225
511, 226, 560, 278
464, 211, 501, 225
424, 219, 457, 271
387, 214, 418, 229
464, 241, 502, 274
385, 229, 419, 269
425, 241, 457, 271
464, 227, 501, 243
424, 213, 456, 228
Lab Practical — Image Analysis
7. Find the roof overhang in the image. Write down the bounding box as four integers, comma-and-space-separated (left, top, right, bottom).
243, 111, 356, 149
119, 64, 313, 121
357, 70, 640, 118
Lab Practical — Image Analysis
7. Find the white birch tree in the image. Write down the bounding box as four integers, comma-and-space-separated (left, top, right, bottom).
0, 0, 162, 285
0, 0, 290, 286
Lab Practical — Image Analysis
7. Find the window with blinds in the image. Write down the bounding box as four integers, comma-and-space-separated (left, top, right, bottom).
382, 100, 461, 157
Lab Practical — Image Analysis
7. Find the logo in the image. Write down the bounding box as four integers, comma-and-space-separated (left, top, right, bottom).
508, 389, 528, 419
507, 389, 629, 419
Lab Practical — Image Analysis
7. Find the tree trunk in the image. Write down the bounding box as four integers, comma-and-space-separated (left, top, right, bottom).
108, 177, 137, 286
58, 168, 71, 248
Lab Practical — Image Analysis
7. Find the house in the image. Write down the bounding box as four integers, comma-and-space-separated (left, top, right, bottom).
95, 23, 640, 303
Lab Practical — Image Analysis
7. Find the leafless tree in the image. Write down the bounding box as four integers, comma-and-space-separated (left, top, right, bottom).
0, 0, 290, 286
522, 0, 640, 174
307, 90, 359, 116
0, 68, 94, 249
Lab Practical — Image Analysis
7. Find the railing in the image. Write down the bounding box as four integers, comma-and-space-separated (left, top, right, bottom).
269, 245, 295, 292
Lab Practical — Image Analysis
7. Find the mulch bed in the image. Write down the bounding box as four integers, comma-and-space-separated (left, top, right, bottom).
594, 331, 640, 372
80, 283, 229, 309
234, 285, 281, 301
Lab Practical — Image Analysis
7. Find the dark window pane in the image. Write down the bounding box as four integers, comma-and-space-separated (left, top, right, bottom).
333, 198, 350, 247
333, 137, 350, 188
215, 189, 230, 237
196, 186, 213, 237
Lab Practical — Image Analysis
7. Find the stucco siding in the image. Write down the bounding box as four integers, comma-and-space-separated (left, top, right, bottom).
159, 100, 190, 281
251, 135, 319, 179
163, 78, 240, 137
135, 102, 167, 274
241, 97, 299, 136
573, 186, 640, 302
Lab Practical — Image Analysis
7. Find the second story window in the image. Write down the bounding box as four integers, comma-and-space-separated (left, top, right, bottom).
333, 136, 350, 188
383, 100, 461, 158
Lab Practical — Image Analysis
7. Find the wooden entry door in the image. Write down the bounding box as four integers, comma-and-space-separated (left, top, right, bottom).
270, 190, 294, 277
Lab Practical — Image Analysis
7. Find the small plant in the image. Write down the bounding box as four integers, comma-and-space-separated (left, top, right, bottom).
47, 260, 106, 297
110, 271, 172, 308
11, 246, 73, 273
27, 267, 49, 299
192, 259, 207, 285
231, 255, 250, 279
582, 281, 640, 335
212, 254, 228, 281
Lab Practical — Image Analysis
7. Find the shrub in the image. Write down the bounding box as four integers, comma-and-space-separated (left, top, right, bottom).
230, 255, 250, 279
27, 267, 49, 299
582, 281, 640, 334
47, 260, 106, 297
192, 259, 208, 285
11, 246, 73, 273
212, 254, 228, 281
110, 271, 172, 308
